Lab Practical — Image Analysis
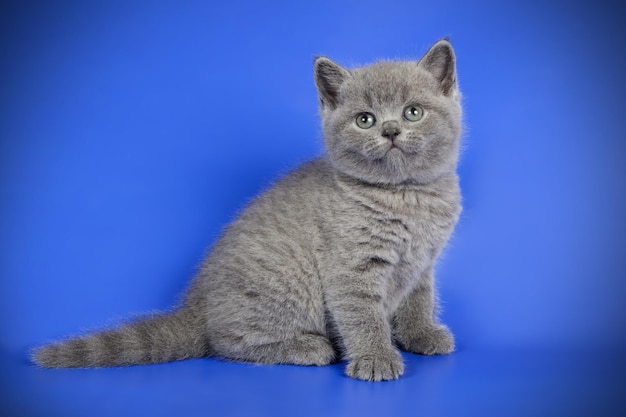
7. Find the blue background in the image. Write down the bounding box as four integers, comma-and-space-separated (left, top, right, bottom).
1, 0, 625, 416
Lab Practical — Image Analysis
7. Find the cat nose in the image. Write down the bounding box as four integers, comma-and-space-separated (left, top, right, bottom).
381, 121, 401, 141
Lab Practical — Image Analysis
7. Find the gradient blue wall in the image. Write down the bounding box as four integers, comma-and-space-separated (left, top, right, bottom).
1, 0, 624, 361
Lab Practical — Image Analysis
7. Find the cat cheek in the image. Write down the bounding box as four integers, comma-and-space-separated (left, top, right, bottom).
328, 133, 359, 157
360, 136, 388, 155
400, 132, 423, 148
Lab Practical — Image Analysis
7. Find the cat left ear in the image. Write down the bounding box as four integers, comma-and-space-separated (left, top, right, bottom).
314, 57, 351, 110
418, 39, 457, 97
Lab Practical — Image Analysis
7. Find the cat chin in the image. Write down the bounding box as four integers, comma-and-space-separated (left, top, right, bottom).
365, 145, 408, 162
382, 147, 410, 169
329, 146, 453, 186
384, 145, 421, 159
332, 156, 414, 186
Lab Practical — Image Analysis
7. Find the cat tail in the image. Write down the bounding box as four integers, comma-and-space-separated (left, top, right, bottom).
31, 307, 210, 368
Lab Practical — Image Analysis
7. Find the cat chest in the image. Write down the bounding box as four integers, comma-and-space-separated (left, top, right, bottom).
406, 202, 458, 261
385, 201, 459, 313
375, 198, 459, 265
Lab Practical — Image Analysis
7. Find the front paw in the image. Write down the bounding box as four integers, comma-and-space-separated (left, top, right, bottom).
345, 349, 404, 381
397, 325, 455, 355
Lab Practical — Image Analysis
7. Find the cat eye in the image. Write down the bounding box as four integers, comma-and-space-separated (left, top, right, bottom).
355, 112, 376, 129
403, 104, 424, 122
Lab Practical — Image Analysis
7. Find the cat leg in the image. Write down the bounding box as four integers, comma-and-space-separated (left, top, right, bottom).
226, 333, 336, 366
326, 259, 405, 381
332, 293, 404, 381
393, 267, 455, 355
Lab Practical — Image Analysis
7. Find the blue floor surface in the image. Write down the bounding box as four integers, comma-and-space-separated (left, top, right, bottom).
3, 346, 625, 417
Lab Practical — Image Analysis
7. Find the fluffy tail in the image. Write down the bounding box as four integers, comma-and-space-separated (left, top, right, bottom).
32, 308, 210, 368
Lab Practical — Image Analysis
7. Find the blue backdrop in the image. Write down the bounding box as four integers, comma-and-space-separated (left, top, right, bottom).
1, 1, 625, 416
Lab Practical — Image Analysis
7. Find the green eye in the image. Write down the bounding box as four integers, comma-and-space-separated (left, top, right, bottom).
403, 104, 424, 122
355, 112, 376, 129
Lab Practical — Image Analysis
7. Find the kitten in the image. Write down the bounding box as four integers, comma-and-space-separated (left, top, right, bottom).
33, 39, 463, 381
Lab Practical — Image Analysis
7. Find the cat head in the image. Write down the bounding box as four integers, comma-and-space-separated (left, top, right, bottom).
314, 39, 462, 185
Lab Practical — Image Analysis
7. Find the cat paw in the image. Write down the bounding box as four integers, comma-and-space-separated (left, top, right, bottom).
397, 325, 455, 355
345, 350, 404, 381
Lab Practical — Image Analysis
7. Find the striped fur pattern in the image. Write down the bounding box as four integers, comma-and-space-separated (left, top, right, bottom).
33, 39, 463, 381
34, 309, 209, 367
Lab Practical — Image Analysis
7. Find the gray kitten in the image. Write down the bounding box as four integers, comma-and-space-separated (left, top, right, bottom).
33, 39, 462, 381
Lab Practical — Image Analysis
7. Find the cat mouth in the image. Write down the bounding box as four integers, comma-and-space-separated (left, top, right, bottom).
386, 140, 421, 156
368, 142, 414, 161
385, 143, 409, 156
378, 146, 407, 163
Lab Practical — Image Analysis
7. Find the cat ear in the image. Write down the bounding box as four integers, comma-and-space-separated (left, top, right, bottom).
418, 39, 457, 97
314, 57, 351, 110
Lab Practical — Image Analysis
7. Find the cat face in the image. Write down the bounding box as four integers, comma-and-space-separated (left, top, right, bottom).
315, 40, 462, 185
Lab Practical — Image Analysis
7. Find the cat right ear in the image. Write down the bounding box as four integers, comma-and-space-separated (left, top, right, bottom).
314, 57, 351, 110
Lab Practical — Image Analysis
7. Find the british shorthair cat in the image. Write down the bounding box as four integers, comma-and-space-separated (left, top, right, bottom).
33, 39, 463, 381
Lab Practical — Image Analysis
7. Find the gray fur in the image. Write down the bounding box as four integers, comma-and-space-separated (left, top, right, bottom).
33, 39, 463, 381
